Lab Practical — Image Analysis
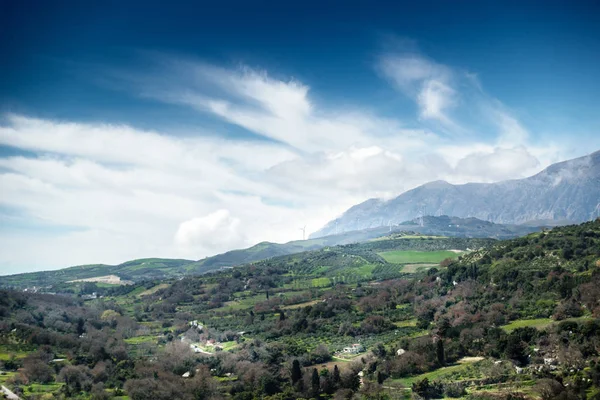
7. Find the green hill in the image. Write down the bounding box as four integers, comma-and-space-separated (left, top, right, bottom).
0, 215, 546, 291
1, 220, 599, 400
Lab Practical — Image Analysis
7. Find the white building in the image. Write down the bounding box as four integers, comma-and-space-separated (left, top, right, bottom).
342, 343, 364, 354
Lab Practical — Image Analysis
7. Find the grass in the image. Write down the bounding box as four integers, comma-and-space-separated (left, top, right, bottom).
0, 371, 17, 385
501, 318, 553, 332
378, 250, 463, 264
24, 382, 64, 393
394, 357, 485, 386
371, 235, 444, 241
283, 299, 321, 309
212, 292, 273, 311
401, 264, 439, 273
311, 277, 332, 287
219, 341, 238, 351
139, 283, 170, 297
501, 315, 593, 332
124, 335, 157, 344
394, 319, 417, 328
0, 352, 28, 361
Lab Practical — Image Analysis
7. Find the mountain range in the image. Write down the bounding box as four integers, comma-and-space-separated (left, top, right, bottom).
311, 149, 600, 238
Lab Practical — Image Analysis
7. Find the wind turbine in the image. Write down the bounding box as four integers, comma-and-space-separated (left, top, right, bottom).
417, 207, 425, 227
388, 219, 393, 232
299, 225, 306, 241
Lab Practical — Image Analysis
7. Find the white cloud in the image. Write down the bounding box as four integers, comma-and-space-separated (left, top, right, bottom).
0, 52, 587, 274
175, 210, 246, 254
417, 80, 456, 123
380, 54, 457, 125
453, 146, 541, 181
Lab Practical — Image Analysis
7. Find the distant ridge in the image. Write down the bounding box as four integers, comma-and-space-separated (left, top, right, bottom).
312, 149, 600, 238
0, 216, 543, 290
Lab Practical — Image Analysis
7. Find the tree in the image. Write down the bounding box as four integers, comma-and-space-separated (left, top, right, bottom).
505, 334, 528, 366
58, 365, 92, 396
333, 365, 341, 386
436, 339, 445, 366
416, 317, 430, 330
90, 383, 112, 400
186, 365, 218, 399
23, 354, 54, 384
311, 368, 320, 396
291, 359, 303, 385
535, 379, 568, 400
373, 343, 387, 358
412, 378, 443, 399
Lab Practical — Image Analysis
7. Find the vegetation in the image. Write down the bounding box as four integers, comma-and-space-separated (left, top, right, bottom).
0, 217, 521, 291
378, 250, 463, 264
0, 220, 600, 399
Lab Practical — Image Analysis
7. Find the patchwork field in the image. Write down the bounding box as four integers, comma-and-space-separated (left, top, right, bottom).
378, 250, 464, 264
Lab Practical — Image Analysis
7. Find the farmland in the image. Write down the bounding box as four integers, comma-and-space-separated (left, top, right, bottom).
378, 250, 463, 264
1, 221, 600, 399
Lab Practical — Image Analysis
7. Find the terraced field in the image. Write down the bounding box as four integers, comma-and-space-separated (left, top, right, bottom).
378, 250, 464, 264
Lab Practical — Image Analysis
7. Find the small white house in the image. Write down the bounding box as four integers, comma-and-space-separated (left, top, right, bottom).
342, 343, 364, 354
190, 344, 202, 353
189, 320, 203, 330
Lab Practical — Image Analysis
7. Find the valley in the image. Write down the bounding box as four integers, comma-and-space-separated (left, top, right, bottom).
1, 221, 600, 399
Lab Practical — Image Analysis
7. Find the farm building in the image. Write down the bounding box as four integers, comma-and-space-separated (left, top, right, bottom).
342, 343, 364, 354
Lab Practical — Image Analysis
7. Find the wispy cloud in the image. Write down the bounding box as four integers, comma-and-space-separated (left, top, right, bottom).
379, 54, 458, 127
0, 49, 582, 273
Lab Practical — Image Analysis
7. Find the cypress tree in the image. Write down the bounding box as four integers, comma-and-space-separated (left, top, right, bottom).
436, 339, 445, 366
333, 365, 341, 385
291, 359, 302, 384
311, 368, 320, 395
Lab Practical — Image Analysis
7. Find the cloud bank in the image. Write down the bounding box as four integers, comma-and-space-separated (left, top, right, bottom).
0, 49, 584, 274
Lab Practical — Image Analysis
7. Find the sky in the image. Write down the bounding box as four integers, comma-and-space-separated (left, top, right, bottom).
1, 0, 600, 275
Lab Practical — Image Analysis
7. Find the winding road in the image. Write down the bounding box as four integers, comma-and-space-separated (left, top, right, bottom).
1, 385, 20, 399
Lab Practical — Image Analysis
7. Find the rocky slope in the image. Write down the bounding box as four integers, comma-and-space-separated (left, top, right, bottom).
312, 150, 600, 238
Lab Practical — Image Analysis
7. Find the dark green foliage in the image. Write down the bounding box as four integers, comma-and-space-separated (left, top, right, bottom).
412, 378, 444, 399
1, 219, 600, 399
504, 334, 528, 366
291, 359, 302, 384
436, 339, 445, 366
333, 365, 341, 385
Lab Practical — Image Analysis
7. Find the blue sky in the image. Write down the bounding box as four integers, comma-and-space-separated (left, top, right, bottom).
1, 0, 599, 274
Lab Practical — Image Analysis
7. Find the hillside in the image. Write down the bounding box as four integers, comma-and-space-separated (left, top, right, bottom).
0, 258, 195, 290
312, 149, 600, 237
0, 233, 493, 291
1, 220, 599, 399
0, 222, 508, 290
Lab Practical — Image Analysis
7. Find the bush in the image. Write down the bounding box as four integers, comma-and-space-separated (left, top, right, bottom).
444, 382, 467, 398
412, 378, 444, 399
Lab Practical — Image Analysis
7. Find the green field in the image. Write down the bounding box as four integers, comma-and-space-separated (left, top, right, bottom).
501, 318, 554, 332
0, 348, 30, 361
378, 250, 463, 264
124, 335, 157, 344
311, 277, 332, 287
502, 316, 592, 332
394, 357, 485, 386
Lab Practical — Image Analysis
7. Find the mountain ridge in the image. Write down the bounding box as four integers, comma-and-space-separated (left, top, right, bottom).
311, 149, 600, 238
0, 216, 545, 290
